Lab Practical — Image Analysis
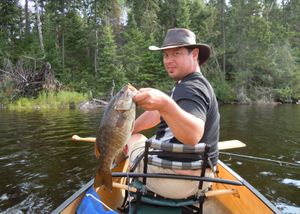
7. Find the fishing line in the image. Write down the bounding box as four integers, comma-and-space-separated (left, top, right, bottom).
220, 152, 300, 169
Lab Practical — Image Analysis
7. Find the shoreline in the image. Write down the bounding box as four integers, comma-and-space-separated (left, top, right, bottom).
0, 99, 299, 111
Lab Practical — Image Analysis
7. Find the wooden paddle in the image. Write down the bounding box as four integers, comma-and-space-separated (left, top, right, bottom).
218, 140, 246, 150
72, 135, 96, 143
71, 135, 246, 150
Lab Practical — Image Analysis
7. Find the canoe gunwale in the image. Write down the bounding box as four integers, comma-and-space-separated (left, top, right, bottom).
51, 178, 95, 214
218, 161, 281, 214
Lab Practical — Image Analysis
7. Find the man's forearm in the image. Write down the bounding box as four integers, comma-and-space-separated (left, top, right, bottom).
160, 99, 204, 146
133, 110, 161, 134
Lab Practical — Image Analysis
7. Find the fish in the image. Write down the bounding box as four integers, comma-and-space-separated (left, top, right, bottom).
94, 84, 137, 191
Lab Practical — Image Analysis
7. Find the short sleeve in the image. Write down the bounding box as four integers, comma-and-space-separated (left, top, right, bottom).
172, 81, 211, 122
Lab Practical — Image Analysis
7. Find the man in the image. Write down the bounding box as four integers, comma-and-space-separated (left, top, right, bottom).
128, 28, 220, 199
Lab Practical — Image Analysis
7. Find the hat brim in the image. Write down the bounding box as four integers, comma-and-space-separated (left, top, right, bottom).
149, 44, 210, 65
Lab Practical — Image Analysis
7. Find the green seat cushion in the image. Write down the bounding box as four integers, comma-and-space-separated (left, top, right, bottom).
130, 180, 198, 207
128, 202, 181, 214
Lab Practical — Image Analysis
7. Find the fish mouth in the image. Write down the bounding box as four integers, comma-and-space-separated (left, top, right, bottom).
114, 84, 137, 110
126, 83, 137, 92
115, 101, 134, 110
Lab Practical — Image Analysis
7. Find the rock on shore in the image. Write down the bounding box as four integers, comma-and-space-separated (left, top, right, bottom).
78, 99, 108, 110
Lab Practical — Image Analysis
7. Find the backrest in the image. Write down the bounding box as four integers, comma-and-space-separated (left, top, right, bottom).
141, 138, 213, 189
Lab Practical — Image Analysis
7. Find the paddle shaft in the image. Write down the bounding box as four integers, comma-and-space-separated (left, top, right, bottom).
112, 182, 137, 192
71, 135, 246, 150
72, 135, 96, 143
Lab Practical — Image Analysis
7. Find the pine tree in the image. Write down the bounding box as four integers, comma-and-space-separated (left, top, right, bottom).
126, 0, 160, 36
175, 0, 191, 28
158, 0, 177, 29
97, 23, 127, 97
0, 0, 22, 61
121, 13, 146, 87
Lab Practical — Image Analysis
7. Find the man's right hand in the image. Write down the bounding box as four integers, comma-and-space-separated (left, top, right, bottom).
133, 88, 172, 112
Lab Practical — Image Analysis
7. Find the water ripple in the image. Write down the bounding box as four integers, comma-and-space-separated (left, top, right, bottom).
276, 203, 300, 214
281, 178, 300, 188
1, 106, 299, 213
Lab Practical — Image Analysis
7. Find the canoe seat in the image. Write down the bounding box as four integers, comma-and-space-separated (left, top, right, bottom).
126, 138, 216, 214
126, 179, 197, 214
120, 138, 243, 213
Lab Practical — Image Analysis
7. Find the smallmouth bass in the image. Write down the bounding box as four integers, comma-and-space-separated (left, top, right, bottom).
94, 84, 137, 190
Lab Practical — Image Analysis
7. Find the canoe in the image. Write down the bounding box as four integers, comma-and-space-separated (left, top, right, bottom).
52, 158, 280, 214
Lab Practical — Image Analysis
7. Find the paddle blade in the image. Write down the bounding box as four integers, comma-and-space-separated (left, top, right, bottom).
218, 140, 246, 150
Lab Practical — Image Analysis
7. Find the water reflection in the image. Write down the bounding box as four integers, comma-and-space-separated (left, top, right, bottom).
220, 104, 300, 213
0, 105, 299, 213
0, 109, 101, 213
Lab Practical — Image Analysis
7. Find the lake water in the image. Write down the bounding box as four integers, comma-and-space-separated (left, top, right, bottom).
0, 104, 299, 213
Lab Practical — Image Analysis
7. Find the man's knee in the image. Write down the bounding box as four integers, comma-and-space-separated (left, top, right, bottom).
128, 133, 147, 145
127, 133, 147, 166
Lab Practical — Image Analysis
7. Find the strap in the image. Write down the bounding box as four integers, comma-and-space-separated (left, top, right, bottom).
149, 139, 206, 153
148, 155, 203, 170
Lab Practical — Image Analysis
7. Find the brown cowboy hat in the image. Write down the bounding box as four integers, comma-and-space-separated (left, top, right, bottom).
149, 28, 211, 65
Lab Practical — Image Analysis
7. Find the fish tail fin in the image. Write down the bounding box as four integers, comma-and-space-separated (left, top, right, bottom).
94, 170, 112, 191
94, 143, 100, 159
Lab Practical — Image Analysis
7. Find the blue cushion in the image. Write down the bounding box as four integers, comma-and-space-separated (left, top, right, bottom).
77, 186, 117, 214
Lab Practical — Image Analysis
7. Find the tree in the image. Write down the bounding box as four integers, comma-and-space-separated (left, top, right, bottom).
158, 0, 177, 29
24, 0, 30, 36
175, 0, 191, 28
34, 0, 45, 55
126, 0, 160, 36
97, 23, 127, 97
0, 0, 22, 61
122, 13, 169, 90
121, 14, 146, 87
1, 0, 299, 102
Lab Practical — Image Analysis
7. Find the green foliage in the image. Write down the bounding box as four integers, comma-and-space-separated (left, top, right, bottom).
121, 14, 145, 86
121, 15, 171, 91
127, 0, 160, 35
176, 0, 191, 28
292, 68, 300, 99
0, 79, 14, 103
0, 1, 22, 61
8, 90, 88, 110
0, 0, 299, 105
210, 77, 235, 102
274, 87, 293, 103
96, 23, 127, 97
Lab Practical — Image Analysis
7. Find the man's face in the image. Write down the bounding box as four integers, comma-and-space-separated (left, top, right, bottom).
163, 47, 198, 81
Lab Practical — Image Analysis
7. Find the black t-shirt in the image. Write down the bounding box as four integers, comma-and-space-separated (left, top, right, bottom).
155, 72, 220, 166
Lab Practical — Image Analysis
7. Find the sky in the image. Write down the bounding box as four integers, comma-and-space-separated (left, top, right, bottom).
19, 0, 35, 10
